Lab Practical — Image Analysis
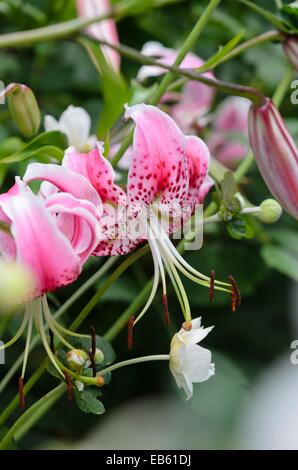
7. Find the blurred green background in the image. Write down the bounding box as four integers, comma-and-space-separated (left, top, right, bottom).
0, 0, 297, 450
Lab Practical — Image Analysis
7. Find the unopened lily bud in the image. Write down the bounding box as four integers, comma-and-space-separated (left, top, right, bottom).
93, 348, 104, 364
7, 83, 40, 137
283, 35, 298, 71
66, 349, 88, 373
259, 199, 282, 224
248, 98, 298, 220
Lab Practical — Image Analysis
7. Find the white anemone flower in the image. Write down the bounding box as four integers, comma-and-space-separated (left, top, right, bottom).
44, 105, 97, 152
169, 317, 215, 400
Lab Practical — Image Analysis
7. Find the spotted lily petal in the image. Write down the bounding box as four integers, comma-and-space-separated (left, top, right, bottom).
24, 162, 102, 209
125, 103, 189, 208
63, 143, 127, 206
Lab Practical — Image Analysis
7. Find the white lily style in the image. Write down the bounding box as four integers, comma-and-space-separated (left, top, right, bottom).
169, 317, 215, 400
44, 105, 96, 152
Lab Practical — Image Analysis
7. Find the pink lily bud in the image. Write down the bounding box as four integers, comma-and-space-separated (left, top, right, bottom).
76, 0, 120, 71
283, 35, 298, 71
248, 98, 298, 220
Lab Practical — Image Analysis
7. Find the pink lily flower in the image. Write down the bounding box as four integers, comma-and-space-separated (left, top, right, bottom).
0, 177, 99, 385
208, 97, 250, 167
248, 97, 298, 220
76, 0, 120, 71
25, 104, 232, 325
137, 42, 215, 133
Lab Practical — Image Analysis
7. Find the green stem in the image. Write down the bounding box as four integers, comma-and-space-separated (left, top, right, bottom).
111, 0, 222, 167
149, 0, 222, 105
272, 66, 293, 107
98, 37, 264, 104
168, 30, 282, 93
0, 384, 66, 449
213, 30, 282, 66
0, 13, 112, 49
99, 354, 170, 375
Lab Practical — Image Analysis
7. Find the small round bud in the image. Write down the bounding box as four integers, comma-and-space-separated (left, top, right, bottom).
96, 375, 105, 387
259, 199, 282, 224
182, 321, 192, 331
93, 348, 104, 364
66, 349, 88, 373
7, 83, 40, 138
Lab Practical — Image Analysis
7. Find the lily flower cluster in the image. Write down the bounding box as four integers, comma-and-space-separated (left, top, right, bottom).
0, 102, 234, 403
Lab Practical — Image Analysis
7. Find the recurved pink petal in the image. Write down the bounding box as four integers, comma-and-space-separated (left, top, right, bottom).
1, 180, 82, 296
24, 162, 102, 209
125, 104, 189, 207
76, 0, 120, 71
63, 144, 127, 206
184, 135, 210, 209
45, 192, 100, 264
0, 183, 20, 262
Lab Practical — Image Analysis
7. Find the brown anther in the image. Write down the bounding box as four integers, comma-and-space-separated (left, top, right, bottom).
209, 270, 215, 303
228, 275, 241, 312
88, 350, 96, 378
127, 315, 135, 350
162, 293, 170, 325
90, 325, 96, 357
64, 371, 73, 401
182, 321, 192, 331
96, 375, 105, 387
49, 329, 55, 354
18, 377, 25, 409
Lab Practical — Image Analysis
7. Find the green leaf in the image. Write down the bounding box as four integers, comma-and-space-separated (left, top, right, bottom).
239, 0, 291, 32
196, 31, 244, 73
0, 131, 67, 164
74, 389, 105, 415
227, 215, 255, 240
78, 37, 128, 140
261, 244, 298, 281
0, 136, 23, 157
268, 228, 298, 254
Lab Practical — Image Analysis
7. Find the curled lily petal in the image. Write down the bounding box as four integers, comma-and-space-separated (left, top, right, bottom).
44, 192, 101, 264
24, 162, 102, 209
184, 135, 210, 210
1, 180, 82, 297
63, 144, 127, 206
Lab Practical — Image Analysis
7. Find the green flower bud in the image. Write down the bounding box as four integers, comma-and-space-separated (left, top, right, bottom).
66, 349, 88, 373
93, 348, 105, 365
7, 83, 40, 138
259, 199, 282, 224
